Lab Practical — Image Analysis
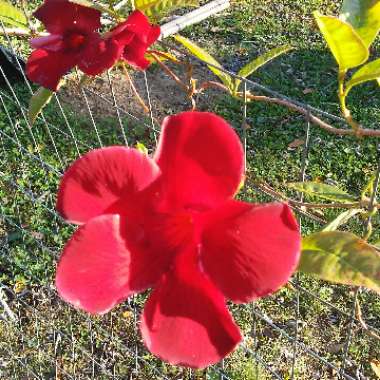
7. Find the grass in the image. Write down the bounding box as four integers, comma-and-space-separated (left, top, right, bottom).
1, 0, 380, 379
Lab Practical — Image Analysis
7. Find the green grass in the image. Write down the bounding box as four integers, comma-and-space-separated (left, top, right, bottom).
1, 0, 380, 379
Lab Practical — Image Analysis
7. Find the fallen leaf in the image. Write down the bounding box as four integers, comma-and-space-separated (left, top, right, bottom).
303, 88, 315, 94
288, 139, 305, 149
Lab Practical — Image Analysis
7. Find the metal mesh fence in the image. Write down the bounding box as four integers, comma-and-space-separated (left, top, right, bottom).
1, 4, 380, 380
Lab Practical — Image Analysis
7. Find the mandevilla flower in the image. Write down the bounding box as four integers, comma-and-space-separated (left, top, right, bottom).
26, 0, 160, 91
56, 111, 301, 368
108, 10, 161, 70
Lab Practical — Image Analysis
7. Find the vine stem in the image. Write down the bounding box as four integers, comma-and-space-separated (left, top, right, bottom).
338, 70, 361, 132
197, 81, 380, 137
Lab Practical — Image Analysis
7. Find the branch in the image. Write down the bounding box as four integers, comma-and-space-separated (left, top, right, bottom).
196, 81, 380, 137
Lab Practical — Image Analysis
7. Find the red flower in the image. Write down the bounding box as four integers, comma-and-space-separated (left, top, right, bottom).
56, 111, 301, 368
26, 1, 160, 91
109, 10, 161, 70
26, 0, 122, 91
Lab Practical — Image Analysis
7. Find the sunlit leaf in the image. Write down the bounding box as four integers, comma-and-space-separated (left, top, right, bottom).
346, 58, 380, 94
340, 0, 380, 48
174, 34, 232, 90
314, 11, 368, 70
299, 231, 380, 293
235, 45, 293, 91
135, 0, 198, 17
28, 87, 54, 126
0, 0, 27, 28
135, 141, 148, 155
288, 182, 357, 203
322, 209, 363, 232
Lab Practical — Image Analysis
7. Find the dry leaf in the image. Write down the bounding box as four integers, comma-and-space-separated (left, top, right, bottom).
288, 139, 305, 149
303, 88, 315, 94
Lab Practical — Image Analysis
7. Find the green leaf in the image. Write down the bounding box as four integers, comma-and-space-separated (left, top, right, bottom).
323, 209, 363, 232
288, 182, 357, 203
174, 35, 232, 90
314, 11, 368, 70
235, 45, 293, 91
346, 58, 380, 95
340, 0, 380, 48
135, 0, 198, 17
299, 231, 380, 293
28, 87, 54, 126
0, 0, 27, 28
135, 142, 148, 155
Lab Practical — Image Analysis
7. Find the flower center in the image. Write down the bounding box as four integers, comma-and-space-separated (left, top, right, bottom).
64, 31, 86, 51
163, 212, 196, 250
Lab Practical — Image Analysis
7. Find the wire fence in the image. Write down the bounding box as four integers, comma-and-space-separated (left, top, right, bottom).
1, 5, 380, 380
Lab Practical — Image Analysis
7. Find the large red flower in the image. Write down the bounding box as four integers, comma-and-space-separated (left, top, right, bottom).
56, 111, 301, 368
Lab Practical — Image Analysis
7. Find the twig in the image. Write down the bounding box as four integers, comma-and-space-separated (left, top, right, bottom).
121, 64, 149, 113
196, 81, 380, 138
355, 298, 380, 341
150, 52, 189, 92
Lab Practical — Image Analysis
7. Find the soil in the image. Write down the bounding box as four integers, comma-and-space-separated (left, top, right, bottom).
60, 60, 221, 126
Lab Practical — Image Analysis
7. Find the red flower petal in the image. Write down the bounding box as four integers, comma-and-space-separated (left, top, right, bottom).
30, 34, 63, 52
140, 251, 242, 368
78, 34, 124, 76
26, 49, 78, 91
201, 201, 301, 303
57, 147, 160, 224
122, 37, 151, 70
112, 10, 160, 45
154, 112, 244, 210
56, 214, 132, 314
147, 25, 161, 45
34, 0, 101, 34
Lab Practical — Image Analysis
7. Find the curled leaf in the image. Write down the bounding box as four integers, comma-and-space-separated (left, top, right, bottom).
28, 87, 53, 126
174, 34, 232, 90
288, 182, 357, 203
300, 231, 380, 293
314, 11, 368, 70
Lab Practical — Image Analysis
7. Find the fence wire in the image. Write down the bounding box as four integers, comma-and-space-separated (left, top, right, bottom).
1, 14, 380, 380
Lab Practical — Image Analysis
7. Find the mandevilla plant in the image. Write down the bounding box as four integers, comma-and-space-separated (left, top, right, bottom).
2, 0, 380, 369
315, 0, 380, 132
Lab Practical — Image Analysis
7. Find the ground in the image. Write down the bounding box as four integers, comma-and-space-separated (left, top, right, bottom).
1, 0, 380, 379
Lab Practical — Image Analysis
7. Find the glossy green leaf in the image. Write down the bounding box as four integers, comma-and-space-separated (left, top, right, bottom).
135, 0, 198, 17
0, 0, 27, 28
340, 0, 380, 48
28, 87, 54, 126
346, 58, 380, 94
314, 11, 368, 70
300, 231, 380, 293
174, 35, 232, 90
234, 45, 293, 92
288, 182, 357, 203
322, 208, 363, 232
